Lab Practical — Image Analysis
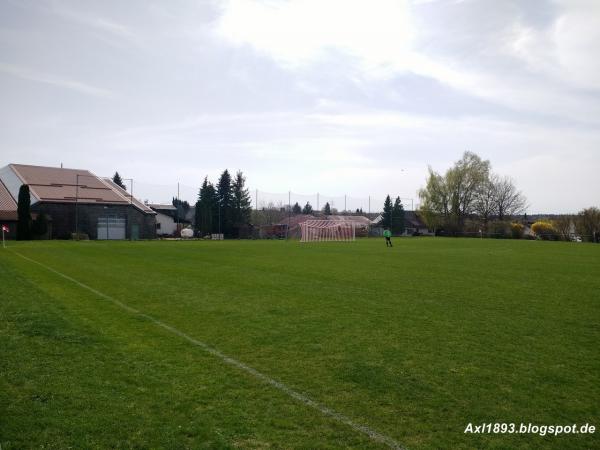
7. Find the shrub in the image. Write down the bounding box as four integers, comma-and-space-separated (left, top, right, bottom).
510, 222, 525, 239
531, 221, 558, 240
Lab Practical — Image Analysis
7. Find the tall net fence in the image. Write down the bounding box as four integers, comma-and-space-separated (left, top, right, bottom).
251, 190, 416, 213
124, 181, 417, 213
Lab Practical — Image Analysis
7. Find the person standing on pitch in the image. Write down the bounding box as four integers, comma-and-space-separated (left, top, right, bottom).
384, 228, 392, 247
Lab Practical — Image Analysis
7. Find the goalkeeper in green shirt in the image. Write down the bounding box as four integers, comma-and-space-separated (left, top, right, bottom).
383, 228, 393, 247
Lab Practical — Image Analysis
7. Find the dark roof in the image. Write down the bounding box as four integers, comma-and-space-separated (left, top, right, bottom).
404, 211, 428, 229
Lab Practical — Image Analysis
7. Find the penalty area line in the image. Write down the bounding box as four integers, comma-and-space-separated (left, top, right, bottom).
10, 250, 406, 450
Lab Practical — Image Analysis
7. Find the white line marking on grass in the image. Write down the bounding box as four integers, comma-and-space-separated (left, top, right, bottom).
11, 251, 405, 450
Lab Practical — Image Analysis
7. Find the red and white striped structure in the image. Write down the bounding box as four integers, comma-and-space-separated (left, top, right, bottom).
300, 220, 356, 242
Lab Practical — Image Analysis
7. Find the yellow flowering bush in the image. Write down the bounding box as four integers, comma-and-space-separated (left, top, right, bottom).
531, 221, 557, 240
510, 222, 525, 239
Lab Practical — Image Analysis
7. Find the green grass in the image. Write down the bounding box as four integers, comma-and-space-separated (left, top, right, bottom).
1, 238, 598, 449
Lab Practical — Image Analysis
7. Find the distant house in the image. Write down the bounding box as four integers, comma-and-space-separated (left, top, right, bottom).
0, 164, 156, 240
326, 215, 372, 237
371, 214, 383, 225
404, 211, 433, 236
370, 211, 433, 236
148, 204, 177, 236
276, 214, 316, 238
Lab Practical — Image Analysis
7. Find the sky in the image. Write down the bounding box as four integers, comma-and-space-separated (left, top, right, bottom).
1, 0, 599, 213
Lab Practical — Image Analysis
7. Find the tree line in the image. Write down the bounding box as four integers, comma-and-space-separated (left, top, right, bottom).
194, 170, 252, 238
529, 208, 600, 242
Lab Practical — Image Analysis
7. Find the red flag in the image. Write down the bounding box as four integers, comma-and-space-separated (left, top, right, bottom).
1, 225, 8, 232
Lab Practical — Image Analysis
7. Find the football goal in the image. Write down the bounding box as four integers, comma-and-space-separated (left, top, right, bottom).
300, 220, 356, 242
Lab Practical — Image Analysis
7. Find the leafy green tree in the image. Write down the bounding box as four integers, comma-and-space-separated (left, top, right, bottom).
302, 202, 313, 214
323, 202, 331, 215
216, 169, 233, 236
112, 172, 126, 190
232, 171, 252, 238
392, 197, 405, 235
382, 195, 392, 229
419, 151, 490, 231
292, 202, 302, 214
17, 184, 31, 240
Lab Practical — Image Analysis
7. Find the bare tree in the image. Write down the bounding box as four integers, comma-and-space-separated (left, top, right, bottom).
493, 176, 527, 220
576, 207, 600, 242
554, 215, 573, 241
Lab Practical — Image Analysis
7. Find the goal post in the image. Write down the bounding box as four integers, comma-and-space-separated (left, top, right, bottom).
300, 220, 356, 242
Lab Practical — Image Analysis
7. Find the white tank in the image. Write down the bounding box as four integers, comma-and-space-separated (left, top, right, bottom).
180, 228, 194, 238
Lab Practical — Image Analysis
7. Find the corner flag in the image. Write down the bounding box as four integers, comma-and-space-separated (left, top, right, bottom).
2, 224, 7, 248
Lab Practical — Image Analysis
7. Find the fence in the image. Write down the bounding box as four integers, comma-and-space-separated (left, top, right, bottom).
251, 190, 416, 214
121, 182, 417, 214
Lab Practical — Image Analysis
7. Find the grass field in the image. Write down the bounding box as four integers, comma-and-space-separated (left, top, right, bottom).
1, 238, 599, 449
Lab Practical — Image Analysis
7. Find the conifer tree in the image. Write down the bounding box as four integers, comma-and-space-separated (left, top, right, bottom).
17, 184, 31, 240
112, 172, 126, 190
323, 202, 332, 215
232, 171, 252, 238
195, 177, 218, 236
216, 169, 233, 236
392, 196, 405, 235
382, 195, 393, 229
302, 202, 313, 214
292, 202, 302, 214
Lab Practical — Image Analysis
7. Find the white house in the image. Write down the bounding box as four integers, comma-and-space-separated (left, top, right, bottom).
149, 204, 177, 236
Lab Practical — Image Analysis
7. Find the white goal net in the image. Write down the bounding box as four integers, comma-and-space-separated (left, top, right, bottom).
300, 220, 356, 242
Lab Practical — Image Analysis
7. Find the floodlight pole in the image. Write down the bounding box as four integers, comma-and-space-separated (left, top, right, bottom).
122, 178, 134, 241
255, 189, 258, 210
75, 174, 80, 240
317, 192, 319, 212
287, 190, 291, 239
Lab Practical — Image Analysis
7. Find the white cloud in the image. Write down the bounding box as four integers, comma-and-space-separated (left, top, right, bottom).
215, 0, 600, 125
553, 0, 600, 90
217, 0, 414, 71
0, 62, 112, 97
